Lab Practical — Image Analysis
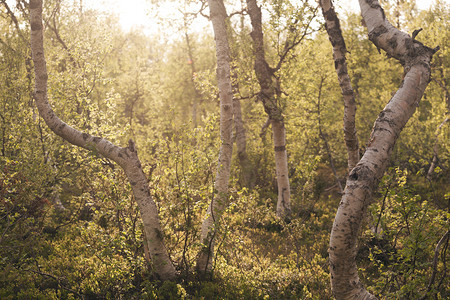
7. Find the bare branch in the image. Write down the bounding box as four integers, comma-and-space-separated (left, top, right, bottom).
420, 231, 449, 299
274, 5, 319, 72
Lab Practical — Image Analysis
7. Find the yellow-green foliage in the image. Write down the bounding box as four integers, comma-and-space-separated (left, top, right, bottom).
0, 0, 448, 299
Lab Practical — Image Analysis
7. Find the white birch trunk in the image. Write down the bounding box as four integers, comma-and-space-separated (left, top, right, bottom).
29, 0, 176, 281
329, 0, 438, 298
272, 120, 291, 216
197, 0, 234, 275
320, 0, 360, 173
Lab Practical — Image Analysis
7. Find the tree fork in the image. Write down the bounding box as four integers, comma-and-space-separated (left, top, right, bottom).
246, 0, 292, 219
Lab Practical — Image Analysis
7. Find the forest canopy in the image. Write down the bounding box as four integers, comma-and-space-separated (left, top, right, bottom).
0, 0, 448, 299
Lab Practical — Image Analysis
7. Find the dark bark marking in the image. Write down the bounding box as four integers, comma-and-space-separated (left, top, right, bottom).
223, 104, 232, 111
30, 22, 42, 31
349, 170, 358, 180
368, 25, 388, 45
334, 58, 345, 69
274, 145, 286, 152
58, 123, 66, 131
342, 89, 354, 96
322, 8, 346, 50
82, 132, 89, 141
92, 137, 101, 144
349, 165, 373, 181
128, 139, 136, 153
120, 149, 131, 159
387, 36, 398, 51
337, 66, 349, 76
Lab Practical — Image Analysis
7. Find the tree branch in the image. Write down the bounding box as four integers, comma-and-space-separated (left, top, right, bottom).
274, 5, 319, 72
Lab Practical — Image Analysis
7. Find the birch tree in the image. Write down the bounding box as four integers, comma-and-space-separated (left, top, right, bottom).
246, 0, 318, 218
29, 0, 176, 281
320, 0, 360, 173
246, 0, 292, 218
328, 0, 438, 298
196, 0, 234, 275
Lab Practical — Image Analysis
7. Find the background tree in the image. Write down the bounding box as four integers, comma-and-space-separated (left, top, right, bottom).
246, 0, 318, 219
197, 0, 234, 275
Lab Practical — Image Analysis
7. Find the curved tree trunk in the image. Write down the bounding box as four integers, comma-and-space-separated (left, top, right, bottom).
328, 0, 438, 298
320, 0, 360, 173
246, 0, 291, 219
29, 0, 176, 281
196, 0, 234, 275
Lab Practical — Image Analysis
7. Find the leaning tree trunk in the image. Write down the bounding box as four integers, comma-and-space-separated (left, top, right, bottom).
29, 0, 176, 281
246, 0, 291, 219
320, 0, 360, 173
196, 0, 234, 275
328, 0, 438, 298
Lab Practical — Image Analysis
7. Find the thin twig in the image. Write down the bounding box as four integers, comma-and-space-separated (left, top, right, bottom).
23, 268, 83, 298
419, 230, 449, 299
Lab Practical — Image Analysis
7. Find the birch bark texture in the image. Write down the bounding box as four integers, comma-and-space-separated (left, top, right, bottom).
197, 0, 234, 274
29, 0, 176, 281
246, 0, 291, 219
320, 0, 360, 173
329, 0, 438, 298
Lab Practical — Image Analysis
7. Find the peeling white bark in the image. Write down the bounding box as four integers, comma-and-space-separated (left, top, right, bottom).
197, 0, 234, 275
272, 119, 291, 216
29, 0, 176, 281
329, 0, 437, 298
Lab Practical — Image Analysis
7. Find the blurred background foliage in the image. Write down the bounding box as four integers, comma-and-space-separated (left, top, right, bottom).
0, 0, 448, 298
